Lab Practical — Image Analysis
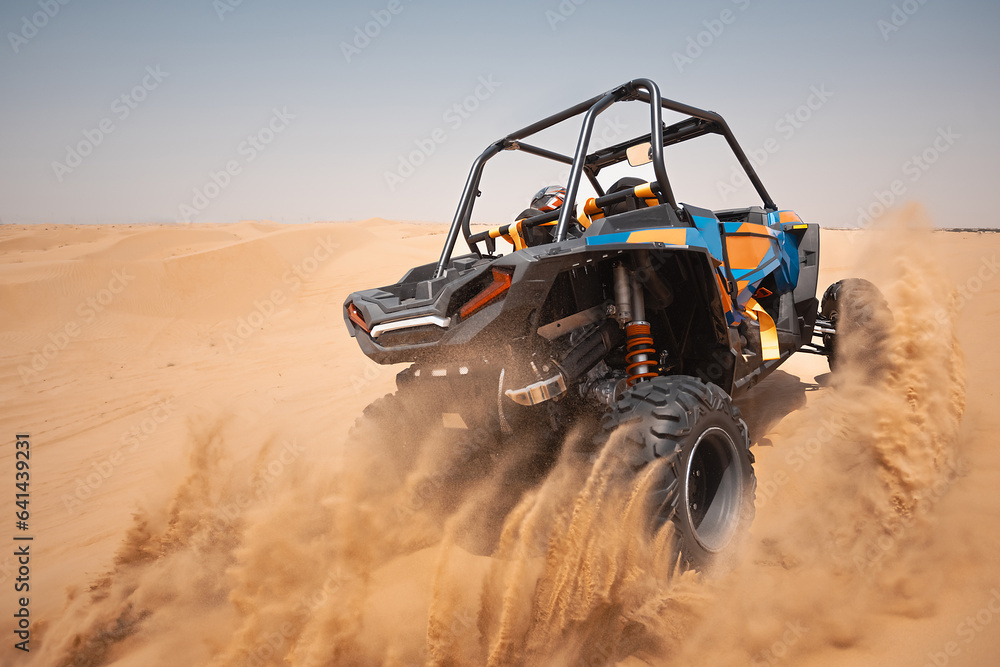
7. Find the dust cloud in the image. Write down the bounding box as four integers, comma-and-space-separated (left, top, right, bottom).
30, 207, 971, 666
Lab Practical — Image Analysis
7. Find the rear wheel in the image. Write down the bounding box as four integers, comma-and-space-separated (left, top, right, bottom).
603, 375, 755, 569
346, 388, 435, 494
348, 381, 526, 555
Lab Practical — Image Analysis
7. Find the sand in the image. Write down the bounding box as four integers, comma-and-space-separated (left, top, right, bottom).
1, 211, 998, 665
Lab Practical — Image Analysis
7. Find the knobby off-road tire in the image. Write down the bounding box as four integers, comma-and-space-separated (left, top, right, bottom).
349, 387, 511, 554
349, 390, 432, 467
349, 386, 495, 486
603, 375, 756, 570
821, 278, 892, 372
346, 389, 435, 499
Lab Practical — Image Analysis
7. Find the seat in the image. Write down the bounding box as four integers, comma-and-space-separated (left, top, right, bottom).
513, 207, 554, 247
603, 177, 655, 217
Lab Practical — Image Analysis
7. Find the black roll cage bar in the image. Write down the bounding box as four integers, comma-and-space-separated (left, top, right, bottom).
433, 78, 776, 278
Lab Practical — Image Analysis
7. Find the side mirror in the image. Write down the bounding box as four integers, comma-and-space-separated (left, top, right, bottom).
626, 142, 652, 167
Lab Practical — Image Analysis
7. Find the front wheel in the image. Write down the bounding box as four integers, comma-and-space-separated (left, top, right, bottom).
603, 375, 755, 570
820, 278, 892, 372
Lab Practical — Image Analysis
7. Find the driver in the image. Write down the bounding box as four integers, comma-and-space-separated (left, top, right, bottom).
514, 185, 565, 246
530, 185, 566, 213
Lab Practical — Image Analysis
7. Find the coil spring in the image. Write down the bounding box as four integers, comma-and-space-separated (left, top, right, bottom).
625, 321, 658, 386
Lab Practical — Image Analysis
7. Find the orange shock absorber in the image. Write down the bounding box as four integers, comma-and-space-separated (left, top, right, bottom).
625, 320, 658, 385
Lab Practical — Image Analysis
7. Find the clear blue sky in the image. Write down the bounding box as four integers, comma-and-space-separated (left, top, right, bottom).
1, 0, 997, 227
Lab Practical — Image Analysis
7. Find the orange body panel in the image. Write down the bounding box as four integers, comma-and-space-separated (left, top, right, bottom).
725, 228, 775, 271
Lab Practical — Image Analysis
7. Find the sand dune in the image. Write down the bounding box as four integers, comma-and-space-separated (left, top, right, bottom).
2, 211, 999, 665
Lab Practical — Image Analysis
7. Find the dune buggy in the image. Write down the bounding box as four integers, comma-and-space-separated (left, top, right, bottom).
344, 78, 861, 565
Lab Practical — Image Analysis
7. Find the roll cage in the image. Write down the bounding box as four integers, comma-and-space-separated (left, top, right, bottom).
434, 78, 777, 279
